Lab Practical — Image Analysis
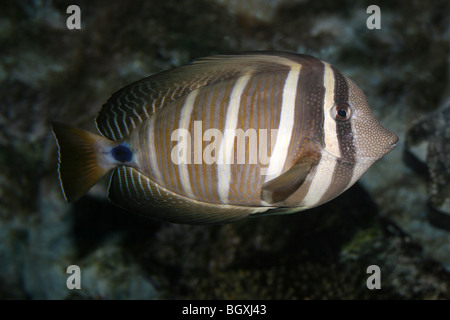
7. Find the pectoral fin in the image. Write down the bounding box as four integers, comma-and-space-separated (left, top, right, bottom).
261, 157, 318, 204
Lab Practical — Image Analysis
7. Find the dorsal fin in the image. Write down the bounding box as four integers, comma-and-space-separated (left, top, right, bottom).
96, 52, 310, 141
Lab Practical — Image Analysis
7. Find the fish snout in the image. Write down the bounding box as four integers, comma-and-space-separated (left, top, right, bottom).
387, 131, 399, 151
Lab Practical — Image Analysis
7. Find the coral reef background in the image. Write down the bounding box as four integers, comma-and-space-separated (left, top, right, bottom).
0, 0, 448, 299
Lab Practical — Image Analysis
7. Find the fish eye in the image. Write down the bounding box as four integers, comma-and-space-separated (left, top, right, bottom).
333, 102, 351, 121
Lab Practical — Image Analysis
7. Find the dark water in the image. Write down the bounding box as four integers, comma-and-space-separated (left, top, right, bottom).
0, 0, 449, 299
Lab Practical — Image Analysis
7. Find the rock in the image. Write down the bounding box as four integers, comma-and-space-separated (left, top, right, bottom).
404, 106, 450, 228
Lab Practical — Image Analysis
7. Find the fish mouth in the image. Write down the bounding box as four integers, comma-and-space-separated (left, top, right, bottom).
384, 133, 399, 154
388, 137, 399, 150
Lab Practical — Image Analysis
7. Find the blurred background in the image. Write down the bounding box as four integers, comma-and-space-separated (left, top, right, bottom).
0, 0, 448, 299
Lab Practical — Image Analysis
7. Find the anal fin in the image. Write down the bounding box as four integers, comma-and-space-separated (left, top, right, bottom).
108, 166, 271, 225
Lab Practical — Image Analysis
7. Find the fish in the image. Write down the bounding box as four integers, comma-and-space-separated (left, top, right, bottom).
51, 51, 398, 224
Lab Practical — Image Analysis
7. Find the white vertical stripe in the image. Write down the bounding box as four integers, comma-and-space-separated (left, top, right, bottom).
142, 105, 149, 119
301, 151, 337, 207
160, 89, 169, 108
129, 117, 136, 131
263, 64, 301, 182
178, 89, 199, 198
154, 182, 162, 197
148, 115, 163, 183
217, 73, 252, 203
104, 113, 116, 140
117, 168, 126, 198
322, 62, 341, 158
112, 113, 120, 140
119, 167, 132, 197
129, 168, 137, 197
118, 105, 129, 136
132, 108, 142, 122
136, 174, 148, 200
344, 161, 371, 193
146, 178, 154, 198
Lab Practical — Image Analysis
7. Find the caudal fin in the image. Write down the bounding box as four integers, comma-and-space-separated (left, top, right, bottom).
51, 122, 114, 202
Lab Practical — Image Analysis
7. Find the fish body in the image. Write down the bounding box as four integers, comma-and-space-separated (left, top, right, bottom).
52, 52, 398, 224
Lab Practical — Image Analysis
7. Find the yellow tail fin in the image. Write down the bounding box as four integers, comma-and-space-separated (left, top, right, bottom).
51, 122, 115, 202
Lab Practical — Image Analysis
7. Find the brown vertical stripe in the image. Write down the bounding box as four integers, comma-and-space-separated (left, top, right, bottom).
278, 56, 326, 206
320, 67, 355, 203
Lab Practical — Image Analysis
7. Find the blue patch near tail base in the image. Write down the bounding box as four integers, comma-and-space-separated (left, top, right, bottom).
112, 144, 132, 163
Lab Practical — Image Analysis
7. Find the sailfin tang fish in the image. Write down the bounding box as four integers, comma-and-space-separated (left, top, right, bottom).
52, 51, 398, 224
